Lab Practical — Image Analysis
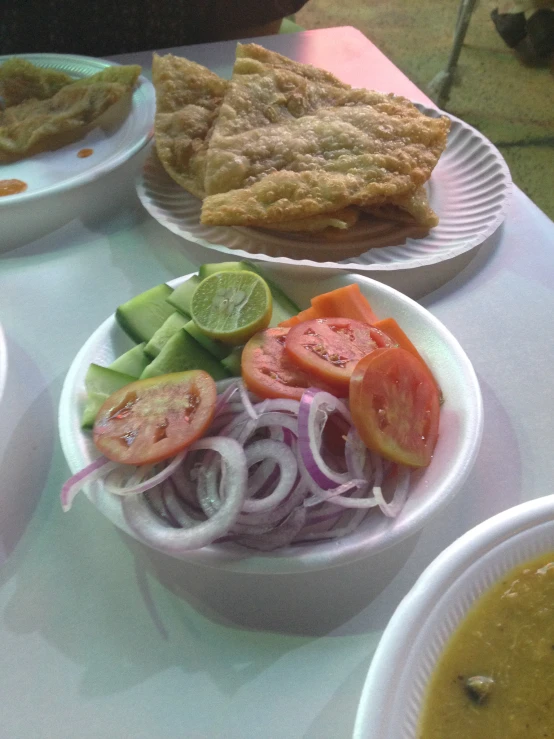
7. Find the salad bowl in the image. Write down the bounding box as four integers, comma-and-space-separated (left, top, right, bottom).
58, 270, 483, 574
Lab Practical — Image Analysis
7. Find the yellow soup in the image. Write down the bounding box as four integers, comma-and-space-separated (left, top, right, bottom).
419, 552, 554, 739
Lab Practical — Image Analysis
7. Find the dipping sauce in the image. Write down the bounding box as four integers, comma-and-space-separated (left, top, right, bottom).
0, 178, 27, 197
77, 148, 94, 158
419, 552, 554, 738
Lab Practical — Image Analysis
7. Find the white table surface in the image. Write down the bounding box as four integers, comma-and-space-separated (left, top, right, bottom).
1, 26, 554, 739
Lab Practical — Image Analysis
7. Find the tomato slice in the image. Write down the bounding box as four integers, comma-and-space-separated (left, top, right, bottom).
241, 327, 346, 400
285, 317, 393, 391
93, 370, 217, 465
349, 347, 440, 468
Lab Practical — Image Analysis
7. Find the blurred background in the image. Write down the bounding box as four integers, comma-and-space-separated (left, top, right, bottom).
289, 0, 554, 221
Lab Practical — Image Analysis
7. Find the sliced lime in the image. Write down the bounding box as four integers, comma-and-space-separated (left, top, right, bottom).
191, 271, 272, 345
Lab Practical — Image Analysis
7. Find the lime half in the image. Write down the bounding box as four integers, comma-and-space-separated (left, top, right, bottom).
191, 271, 272, 345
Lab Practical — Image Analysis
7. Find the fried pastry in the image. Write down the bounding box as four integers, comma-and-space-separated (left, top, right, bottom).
201, 44, 450, 228
0, 78, 135, 162
0, 57, 74, 107
152, 53, 228, 199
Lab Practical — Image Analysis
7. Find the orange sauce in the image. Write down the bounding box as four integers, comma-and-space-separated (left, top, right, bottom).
77, 148, 94, 158
0, 179, 27, 197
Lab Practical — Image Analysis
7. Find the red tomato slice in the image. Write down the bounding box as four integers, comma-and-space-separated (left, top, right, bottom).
349, 347, 440, 468
93, 370, 217, 465
241, 327, 346, 400
285, 317, 393, 391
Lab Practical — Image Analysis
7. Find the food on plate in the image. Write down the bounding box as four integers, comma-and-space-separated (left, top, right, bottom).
93, 370, 217, 466
151, 44, 450, 244
190, 270, 272, 344
0, 60, 141, 162
61, 265, 442, 554
419, 552, 554, 738
152, 53, 227, 199
0, 57, 73, 106
284, 317, 394, 392
350, 347, 440, 467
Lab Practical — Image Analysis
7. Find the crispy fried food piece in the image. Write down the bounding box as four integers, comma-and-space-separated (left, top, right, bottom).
152, 53, 228, 199
264, 207, 360, 233
0, 57, 74, 107
361, 186, 439, 228
0, 81, 132, 162
72, 65, 141, 88
201, 43, 450, 227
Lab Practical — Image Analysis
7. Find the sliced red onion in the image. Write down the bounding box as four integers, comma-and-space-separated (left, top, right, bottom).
235, 478, 308, 529
345, 427, 369, 480
242, 440, 297, 513
373, 465, 411, 518
103, 449, 188, 497
303, 478, 371, 507
122, 437, 247, 553
234, 506, 307, 551
238, 381, 262, 420
253, 398, 300, 416
161, 478, 205, 528
298, 389, 353, 490
61, 456, 120, 512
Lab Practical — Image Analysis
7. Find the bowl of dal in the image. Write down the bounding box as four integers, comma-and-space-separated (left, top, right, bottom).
353, 494, 554, 739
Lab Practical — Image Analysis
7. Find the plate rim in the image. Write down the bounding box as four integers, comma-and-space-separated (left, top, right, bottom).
58, 270, 483, 574
0, 52, 155, 207
136, 102, 512, 272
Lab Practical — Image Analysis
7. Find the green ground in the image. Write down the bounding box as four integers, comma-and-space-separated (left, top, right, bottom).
296, 0, 554, 220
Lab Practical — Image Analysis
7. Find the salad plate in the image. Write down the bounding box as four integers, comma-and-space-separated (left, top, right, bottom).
0, 54, 155, 216
58, 270, 483, 574
136, 104, 511, 272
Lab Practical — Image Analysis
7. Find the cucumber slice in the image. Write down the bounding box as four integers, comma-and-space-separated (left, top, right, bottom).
198, 262, 243, 280
81, 364, 135, 429
139, 329, 230, 381
108, 343, 150, 377
167, 275, 199, 317
183, 320, 231, 360
240, 261, 300, 320
116, 283, 175, 343
144, 311, 189, 358
221, 346, 243, 377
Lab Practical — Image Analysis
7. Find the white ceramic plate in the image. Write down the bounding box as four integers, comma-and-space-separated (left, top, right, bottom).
353, 494, 554, 738
58, 270, 483, 574
136, 105, 511, 272
0, 53, 155, 207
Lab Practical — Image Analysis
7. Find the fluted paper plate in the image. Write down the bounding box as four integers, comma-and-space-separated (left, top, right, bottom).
136, 104, 511, 272
0, 54, 155, 208
353, 495, 554, 738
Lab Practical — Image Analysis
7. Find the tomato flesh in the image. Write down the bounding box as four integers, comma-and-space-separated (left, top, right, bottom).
285, 317, 393, 391
241, 327, 346, 400
349, 347, 440, 468
93, 370, 217, 465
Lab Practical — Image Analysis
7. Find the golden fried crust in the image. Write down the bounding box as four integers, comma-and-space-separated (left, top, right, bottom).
361, 186, 439, 228
152, 53, 228, 199
201, 44, 450, 226
0, 57, 74, 107
0, 81, 131, 162
263, 206, 360, 232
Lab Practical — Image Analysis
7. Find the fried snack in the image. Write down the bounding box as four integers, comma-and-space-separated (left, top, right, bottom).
0, 58, 74, 107
201, 44, 450, 228
152, 53, 228, 199
265, 207, 360, 233
361, 186, 439, 228
0, 81, 133, 162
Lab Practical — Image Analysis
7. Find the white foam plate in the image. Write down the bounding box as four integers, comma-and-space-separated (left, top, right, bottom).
0, 53, 155, 208
353, 495, 554, 738
136, 104, 511, 272
58, 270, 483, 574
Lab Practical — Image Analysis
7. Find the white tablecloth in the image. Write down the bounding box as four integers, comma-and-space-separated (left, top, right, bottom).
1, 26, 553, 739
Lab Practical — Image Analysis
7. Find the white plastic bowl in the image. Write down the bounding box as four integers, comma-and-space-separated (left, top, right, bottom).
58, 270, 483, 574
353, 494, 554, 738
